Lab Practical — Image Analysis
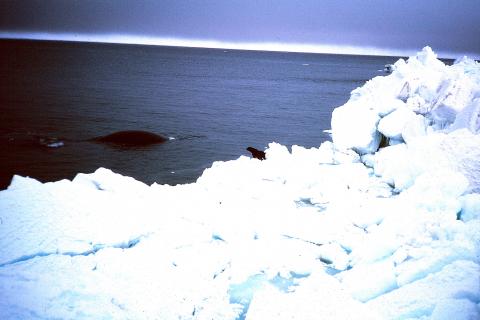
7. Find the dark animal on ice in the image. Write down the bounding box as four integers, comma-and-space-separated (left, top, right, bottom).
246, 147, 266, 160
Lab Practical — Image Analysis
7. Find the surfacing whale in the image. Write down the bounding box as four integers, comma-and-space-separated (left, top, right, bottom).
91, 130, 168, 146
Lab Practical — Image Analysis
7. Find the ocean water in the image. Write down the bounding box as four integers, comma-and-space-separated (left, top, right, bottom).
0, 39, 398, 189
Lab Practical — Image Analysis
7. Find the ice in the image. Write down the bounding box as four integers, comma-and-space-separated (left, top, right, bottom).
333, 46, 480, 154
460, 193, 480, 221
1, 47, 479, 319
46, 141, 64, 148
372, 131, 480, 192
377, 106, 416, 140
338, 259, 398, 302
430, 298, 479, 320
316, 242, 350, 270
245, 270, 381, 320
401, 113, 427, 144
430, 76, 477, 130
331, 101, 382, 154
449, 98, 480, 133
367, 260, 480, 319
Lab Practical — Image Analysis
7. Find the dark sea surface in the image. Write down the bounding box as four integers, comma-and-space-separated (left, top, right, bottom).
0, 39, 399, 189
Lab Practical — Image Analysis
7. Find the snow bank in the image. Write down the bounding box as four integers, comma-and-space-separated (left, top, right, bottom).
1, 47, 479, 319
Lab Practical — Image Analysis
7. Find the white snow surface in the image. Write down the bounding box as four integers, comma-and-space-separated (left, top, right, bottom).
1, 47, 479, 319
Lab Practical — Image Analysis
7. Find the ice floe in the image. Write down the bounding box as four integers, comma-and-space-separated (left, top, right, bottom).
0, 47, 479, 319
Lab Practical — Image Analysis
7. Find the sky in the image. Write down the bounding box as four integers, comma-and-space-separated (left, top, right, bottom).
0, 0, 479, 58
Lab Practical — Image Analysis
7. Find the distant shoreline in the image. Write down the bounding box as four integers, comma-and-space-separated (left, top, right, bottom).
1, 32, 471, 60
0, 37, 406, 59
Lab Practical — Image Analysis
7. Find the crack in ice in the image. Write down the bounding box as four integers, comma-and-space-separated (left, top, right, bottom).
0, 236, 144, 268
282, 234, 324, 247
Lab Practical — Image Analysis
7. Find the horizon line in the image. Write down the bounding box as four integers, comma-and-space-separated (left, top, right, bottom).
1, 31, 478, 60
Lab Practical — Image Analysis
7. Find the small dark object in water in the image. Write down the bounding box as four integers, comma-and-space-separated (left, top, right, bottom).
247, 147, 266, 160
91, 130, 167, 146
39, 136, 64, 148
384, 64, 395, 74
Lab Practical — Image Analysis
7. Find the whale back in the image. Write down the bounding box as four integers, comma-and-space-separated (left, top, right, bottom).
92, 130, 167, 146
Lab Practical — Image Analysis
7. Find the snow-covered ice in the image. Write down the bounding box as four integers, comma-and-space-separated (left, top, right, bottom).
1, 47, 479, 319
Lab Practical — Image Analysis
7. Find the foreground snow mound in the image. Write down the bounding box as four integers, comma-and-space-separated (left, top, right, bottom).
1, 48, 479, 319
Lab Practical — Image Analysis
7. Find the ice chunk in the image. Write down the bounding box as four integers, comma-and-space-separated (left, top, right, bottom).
338, 259, 397, 302
449, 98, 480, 133
373, 130, 480, 192
406, 94, 429, 114
414, 46, 443, 68
329, 46, 479, 155
317, 242, 350, 271
331, 102, 381, 154
372, 143, 414, 189
246, 271, 381, 320
397, 81, 410, 102
264, 142, 290, 161
367, 260, 480, 319
402, 113, 427, 144
378, 106, 417, 140
376, 97, 408, 117
430, 298, 480, 320
6, 175, 43, 190
405, 170, 469, 200
430, 77, 477, 129
459, 193, 480, 222
361, 153, 375, 168
349, 230, 399, 265
73, 167, 149, 193
395, 243, 477, 287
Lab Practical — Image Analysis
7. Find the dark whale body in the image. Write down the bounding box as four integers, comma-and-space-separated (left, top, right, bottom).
91, 130, 167, 146
246, 147, 266, 160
